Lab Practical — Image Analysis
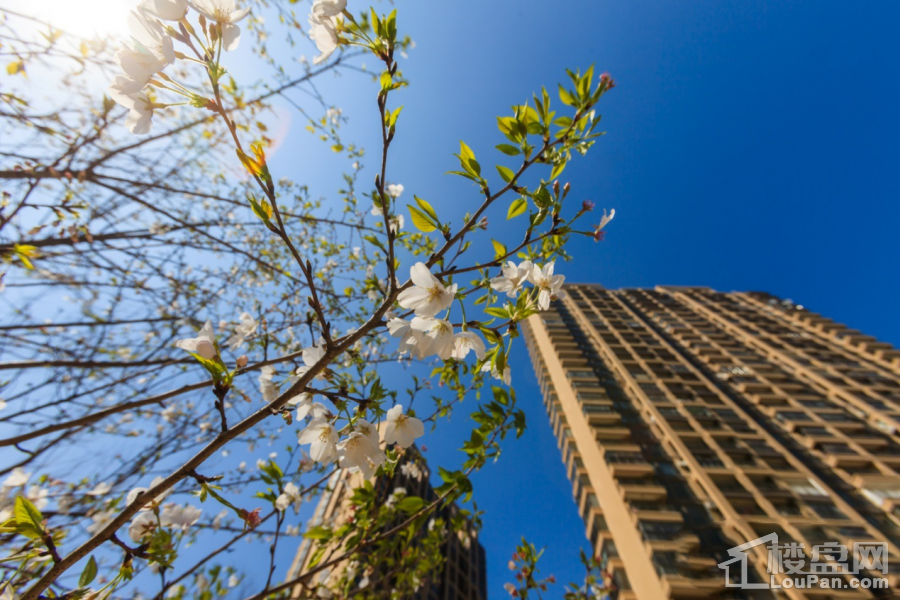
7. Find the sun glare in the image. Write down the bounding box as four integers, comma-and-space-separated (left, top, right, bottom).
8, 0, 132, 40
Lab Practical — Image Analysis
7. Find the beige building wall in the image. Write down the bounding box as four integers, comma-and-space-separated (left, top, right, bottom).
523, 284, 900, 599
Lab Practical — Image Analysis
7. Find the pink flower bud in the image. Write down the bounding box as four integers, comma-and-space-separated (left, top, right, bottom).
236, 355, 249, 368
582, 200, 595, 212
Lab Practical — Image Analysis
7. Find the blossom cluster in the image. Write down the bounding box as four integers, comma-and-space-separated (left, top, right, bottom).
108, 0, 251, 133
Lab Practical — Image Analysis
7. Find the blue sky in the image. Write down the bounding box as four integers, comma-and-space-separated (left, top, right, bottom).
245, 0, 900, 595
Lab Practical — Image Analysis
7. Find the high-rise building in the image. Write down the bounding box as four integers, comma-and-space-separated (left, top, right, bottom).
523, 284, 900, 599
287, 448, 488, 600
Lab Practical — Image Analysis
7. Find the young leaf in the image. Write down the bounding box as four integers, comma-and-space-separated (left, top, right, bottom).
414, 196, 439, 221
14, 495, 44, 539
408, 205, 437, 232
496, 165, 515, 183
79, 556, 98, 588
496, 144, 520, 156
491, 239, 507, 259
507, 198, 527, 220
396, 496, 424, 514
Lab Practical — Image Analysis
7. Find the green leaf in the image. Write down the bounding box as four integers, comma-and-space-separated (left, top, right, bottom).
79, 556, 98, 588
303, 525, 333, 540
491, 239, 507, 260
496, 144, 520, 156
558, 84, 577, 107
550, 160, 566, 180
496, 165, 515, 183
396, 496, 424, 514
408, 205, 437, 232
506, 198, 527, 220
459, 140, 475, 162
485, 307, 508, 319
414, 196, 439, 221
14, 495, 44, 540
363, 234, 387, 254
379, 71, 393, 92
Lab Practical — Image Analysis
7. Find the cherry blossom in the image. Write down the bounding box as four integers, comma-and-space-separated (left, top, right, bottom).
397, 263, 457, 318
528, 262, 565, 310
140, 0, 188, 20
160, 503, 202, 530
295, 340, 327, 380
481, 361, 512, 386
450, 331, 486, 361
129, 511, 157, 543
175, 321, 218, 360
226, 312, 258, 351
298, 418, 338, 462
275, 482, 302, 513
308, 0, 345, 64
489, 260, 533, 298
2, 468, 30, 488
259, 365, 278, 402
386, 183, 404, 198
337, 432, 384, 478
384, 404, 424, 449
188, 0, 251, 51
387, 317, 421, 356
287, 392, 313, 419
126, 476, 171, 511
410, 317, 454, 360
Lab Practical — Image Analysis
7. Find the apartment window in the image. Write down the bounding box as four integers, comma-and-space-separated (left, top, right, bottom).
809, 502, 849, 520
605, 452, 645, 464
639, 521, 683, 541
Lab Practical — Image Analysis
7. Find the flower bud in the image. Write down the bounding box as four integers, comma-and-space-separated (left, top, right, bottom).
552, 179, 560, 196
236, 355, 249, 368
582, 200, 595, 212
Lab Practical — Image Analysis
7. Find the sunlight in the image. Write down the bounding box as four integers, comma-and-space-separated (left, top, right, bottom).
6, 0, 131, 40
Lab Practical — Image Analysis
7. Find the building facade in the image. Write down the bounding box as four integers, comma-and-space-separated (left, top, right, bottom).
287, 449, 488, 600
522, 284, 900, 599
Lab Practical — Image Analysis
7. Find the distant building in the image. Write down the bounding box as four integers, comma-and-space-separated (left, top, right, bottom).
523, 284, 900, 599
287, 448, 487, 600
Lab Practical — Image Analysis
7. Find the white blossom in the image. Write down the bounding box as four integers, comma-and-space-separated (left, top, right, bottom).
397, 263, 457, 318
295, 340, 327, 380
259, 365, 278, 402
129, 511, 157, 542
86, 482, 112, 497
226, 312, 258, 351
87, 509, 116, 534
528, 262, 565, 310
387, 318, 421, 355
275, 482, 302, 513
140, 0, 188, 20
2, 468, 30, 488
409, 317, 454, 360
188, 0, 251, 51
175, 320, 218, 359
127, 476, 171, 511
450, 331, 486, 361
386, 183, 404, 198
287, 392, 313, 419
308, 0, 345, 64
298, 418, 338, 462
597, 208, 615, 230
400, 461, 422, 480
337, 432, 385, 478
160, 503, 202, 530
481, 361, 512, 386
489, 260, 533, 298
354, 418, 379, 446
384, 404, 424, 449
